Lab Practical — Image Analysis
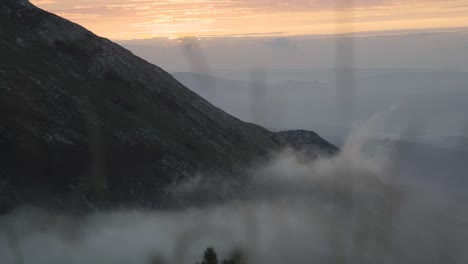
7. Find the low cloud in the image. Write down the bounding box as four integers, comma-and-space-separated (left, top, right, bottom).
1, 110, 467, 264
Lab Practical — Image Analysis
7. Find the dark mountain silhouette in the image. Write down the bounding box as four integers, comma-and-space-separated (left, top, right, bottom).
274, 130, 339, 158
0, 0, 337, 211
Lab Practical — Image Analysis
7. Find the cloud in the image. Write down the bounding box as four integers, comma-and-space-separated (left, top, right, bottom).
1, 109, 466, 264
30, 0, 57, 4
29, 0, 468, 39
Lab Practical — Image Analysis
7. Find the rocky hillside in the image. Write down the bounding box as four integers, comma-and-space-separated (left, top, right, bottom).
0, 0, 337, 211
274, 130, 339, 158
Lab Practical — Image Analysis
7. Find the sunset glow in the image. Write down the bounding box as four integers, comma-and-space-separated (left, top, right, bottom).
31, 0, 468, 40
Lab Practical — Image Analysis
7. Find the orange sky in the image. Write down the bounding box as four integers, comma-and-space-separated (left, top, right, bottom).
31, 0, 468, 40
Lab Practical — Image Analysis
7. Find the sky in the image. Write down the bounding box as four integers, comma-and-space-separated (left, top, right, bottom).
30, 0, 468, 40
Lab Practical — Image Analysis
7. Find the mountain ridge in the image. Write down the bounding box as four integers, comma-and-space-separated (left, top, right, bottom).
0, 0, 337, 212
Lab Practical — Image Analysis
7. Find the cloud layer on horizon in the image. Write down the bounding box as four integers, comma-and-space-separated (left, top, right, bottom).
30, 0, 468, 40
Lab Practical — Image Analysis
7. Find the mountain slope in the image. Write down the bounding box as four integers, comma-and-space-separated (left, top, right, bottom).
0, 0, 337, 211
274, 130, 339, 158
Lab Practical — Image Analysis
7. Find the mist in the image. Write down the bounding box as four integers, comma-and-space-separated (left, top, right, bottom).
2, 111, 467, 264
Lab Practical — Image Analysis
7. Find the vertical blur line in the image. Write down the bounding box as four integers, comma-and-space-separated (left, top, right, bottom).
76, 99, 108, 208
335, 0, 356, 131
328, 1, 357, 263
4, 222, 24, 264
243, 203, 258, 262
249, 69, 267, 126
182, 39, 215, 98
457, 121, 468, 151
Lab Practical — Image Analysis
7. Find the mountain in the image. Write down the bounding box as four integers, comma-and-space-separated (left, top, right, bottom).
432, 136, 468, 152
274, 130, 339, 158
0, 0, 337, 211
385, 139, 468, 189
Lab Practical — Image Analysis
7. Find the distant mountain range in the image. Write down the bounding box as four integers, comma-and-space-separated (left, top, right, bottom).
174, 71, 468, 189
371, 139, 468, 190
173, 70, 468, 139
0, 0, 337, 212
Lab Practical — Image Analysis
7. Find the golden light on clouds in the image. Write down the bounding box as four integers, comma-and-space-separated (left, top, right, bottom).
30, 0, 468, 39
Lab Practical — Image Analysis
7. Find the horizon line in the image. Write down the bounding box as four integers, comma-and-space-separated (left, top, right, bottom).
115, 26, 468, 42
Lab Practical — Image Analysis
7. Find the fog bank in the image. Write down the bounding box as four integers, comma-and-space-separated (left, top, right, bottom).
1, 112, 467, 264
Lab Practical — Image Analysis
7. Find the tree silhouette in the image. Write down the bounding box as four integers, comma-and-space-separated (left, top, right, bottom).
200, 247, 219, 264
222, 248, 247, 264
197, 247, 247, 264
